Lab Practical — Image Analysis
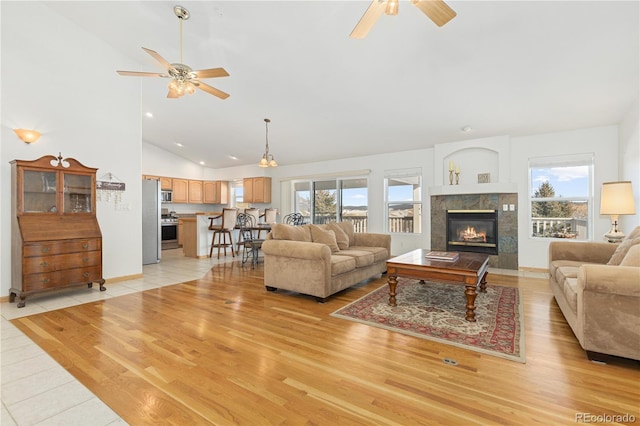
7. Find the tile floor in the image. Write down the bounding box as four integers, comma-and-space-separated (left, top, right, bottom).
1, 249, 232, 426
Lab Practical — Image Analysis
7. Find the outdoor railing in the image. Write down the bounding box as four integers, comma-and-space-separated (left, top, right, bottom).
309, 214, 415, 233
531, 217, 588, 239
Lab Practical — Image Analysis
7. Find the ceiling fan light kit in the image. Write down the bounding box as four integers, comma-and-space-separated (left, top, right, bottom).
116, 5, 230, 100
350, 0, 456, 39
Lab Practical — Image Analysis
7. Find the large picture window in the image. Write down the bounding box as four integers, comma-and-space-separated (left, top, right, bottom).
292, 176, 369, 231
529, 154, 594, 240
385, 169, 422, 234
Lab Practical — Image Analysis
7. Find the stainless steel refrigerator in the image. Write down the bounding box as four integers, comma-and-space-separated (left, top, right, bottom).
142, 179, 161, 264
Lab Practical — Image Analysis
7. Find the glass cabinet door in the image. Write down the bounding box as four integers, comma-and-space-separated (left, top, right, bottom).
22, 170, 58, 213
63, 173, 92, 213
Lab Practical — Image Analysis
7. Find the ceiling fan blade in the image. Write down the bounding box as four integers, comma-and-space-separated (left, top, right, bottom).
195, 81, 230, 100
193, 68, 230, 79
141, 47, 174, 71
117, 70, 166, 77
413, 0, 456, 27
350, 0, 387, 39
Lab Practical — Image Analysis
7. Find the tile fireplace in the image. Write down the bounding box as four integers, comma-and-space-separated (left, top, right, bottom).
431, 193, 518, 270
447, 210, 498, 255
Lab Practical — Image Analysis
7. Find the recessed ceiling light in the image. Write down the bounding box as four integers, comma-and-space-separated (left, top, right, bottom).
199, 161, 205, 165
461, 125, 473, 133
175, 142, 183, 147
229, 155, 238, 160
145, 112, 153, 118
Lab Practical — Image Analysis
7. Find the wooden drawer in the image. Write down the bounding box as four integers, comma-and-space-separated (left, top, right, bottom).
23, 239, 101, 257
23, 251, 101, 274
23, 266, 102, 292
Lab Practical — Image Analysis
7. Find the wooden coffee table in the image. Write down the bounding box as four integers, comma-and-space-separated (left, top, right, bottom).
386, 249, 490, 322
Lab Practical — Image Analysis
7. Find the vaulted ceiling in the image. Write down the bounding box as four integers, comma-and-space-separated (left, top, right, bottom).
44, 1, 639, 168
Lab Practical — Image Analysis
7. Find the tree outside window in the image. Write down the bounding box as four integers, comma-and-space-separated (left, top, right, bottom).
530, 154, 593, 240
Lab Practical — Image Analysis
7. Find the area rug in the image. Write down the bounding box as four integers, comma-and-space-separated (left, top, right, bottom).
331, 278, 525, 362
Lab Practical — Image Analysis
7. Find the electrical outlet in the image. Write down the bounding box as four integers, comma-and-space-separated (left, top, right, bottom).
509, 204, 515, 211
503, 204, 508, 211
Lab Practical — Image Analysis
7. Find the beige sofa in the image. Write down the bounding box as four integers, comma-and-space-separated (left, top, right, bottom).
548, 226, 640, 361
262, 222, 391, 302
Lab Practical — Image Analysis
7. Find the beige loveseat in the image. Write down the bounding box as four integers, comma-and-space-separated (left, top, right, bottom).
262, 222, 391, 302
548, 226, 640, 361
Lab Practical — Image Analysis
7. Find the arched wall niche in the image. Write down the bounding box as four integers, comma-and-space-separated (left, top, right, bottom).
444, 147, 500, 185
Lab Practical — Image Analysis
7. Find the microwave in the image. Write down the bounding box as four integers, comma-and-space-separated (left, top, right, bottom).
161, 190, 172, 203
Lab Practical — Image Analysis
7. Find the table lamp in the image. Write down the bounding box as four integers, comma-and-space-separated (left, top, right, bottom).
600, 181, 636, 242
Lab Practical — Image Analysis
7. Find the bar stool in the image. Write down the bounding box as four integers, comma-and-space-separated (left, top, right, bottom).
209, 208, 238, 259
261, 208, 278, 238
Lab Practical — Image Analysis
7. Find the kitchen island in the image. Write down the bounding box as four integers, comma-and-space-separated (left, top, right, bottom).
181, 212, 221, 258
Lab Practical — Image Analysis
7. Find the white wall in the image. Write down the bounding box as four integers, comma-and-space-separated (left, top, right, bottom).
511, 126, 620, 269
142, 142, 205, 180
145, 124, 623, 269
1, 2, 143, 298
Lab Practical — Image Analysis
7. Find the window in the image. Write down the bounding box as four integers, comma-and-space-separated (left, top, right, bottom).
340, 178, 368, 232
292, 176, 369, 231
313, 180, 337, 224
529, 154, 594, 240
293, 181, 311, 223
385, 170, 422, 234
231, 180, 244, 208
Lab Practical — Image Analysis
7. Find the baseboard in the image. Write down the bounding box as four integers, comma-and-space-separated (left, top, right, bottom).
0, 273, 145, 303
105, 273, 144, 283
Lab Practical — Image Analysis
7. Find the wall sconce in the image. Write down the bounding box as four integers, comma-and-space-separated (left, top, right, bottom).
14, 129, 42, 144
600, 181, 636, 242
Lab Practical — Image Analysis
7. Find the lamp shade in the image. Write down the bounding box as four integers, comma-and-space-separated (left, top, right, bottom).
600, 181, 636, 215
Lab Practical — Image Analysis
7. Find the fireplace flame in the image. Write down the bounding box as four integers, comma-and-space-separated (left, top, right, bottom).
461, 226, 486, 242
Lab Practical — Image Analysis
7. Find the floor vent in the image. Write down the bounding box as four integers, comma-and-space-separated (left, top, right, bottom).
443, 358, 458, 366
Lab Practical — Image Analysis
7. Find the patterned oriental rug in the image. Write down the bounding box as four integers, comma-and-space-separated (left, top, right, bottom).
332, 278, 525, 363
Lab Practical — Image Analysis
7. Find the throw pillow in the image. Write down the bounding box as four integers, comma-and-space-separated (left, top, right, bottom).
310, 225, 340, 253
627, 226, 640, 240
607, 236, 640, 266
327, 222, 350, 250
270, 223, 312, 242
331, 221, 355, 246
619, 244, 640, 267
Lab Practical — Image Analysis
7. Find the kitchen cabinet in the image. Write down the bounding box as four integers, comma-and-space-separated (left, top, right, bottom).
172, 179, 188, 203
10, 154, 105, 308
143, 175, 172, 191
160, 177, 172, 190
243, 177, 271, 203
188, 180, 203, 204
204, 180, 229, 204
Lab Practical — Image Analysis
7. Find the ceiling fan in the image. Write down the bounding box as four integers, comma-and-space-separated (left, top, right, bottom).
350, 0, 456, 39
117, 5, 229, 100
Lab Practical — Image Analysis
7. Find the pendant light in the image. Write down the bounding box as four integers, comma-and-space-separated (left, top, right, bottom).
259, 118, 277, 167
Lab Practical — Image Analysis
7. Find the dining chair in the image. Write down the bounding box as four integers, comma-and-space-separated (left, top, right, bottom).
261, 208, 278, 237
263, 208, 278, 224
244, 208, 260, 224
283, 212, 305, 226
237, 208, 259, 250
237, 213, 264, 268
209, 208, 238, 259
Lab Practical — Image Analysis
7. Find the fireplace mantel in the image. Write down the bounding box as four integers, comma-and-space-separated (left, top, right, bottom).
429, 183, 519, 196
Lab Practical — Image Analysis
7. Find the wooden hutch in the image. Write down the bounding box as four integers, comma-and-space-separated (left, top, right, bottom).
10, 154, 105, 307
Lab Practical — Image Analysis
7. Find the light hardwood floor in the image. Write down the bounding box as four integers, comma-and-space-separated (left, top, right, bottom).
10, 260, 640, 425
